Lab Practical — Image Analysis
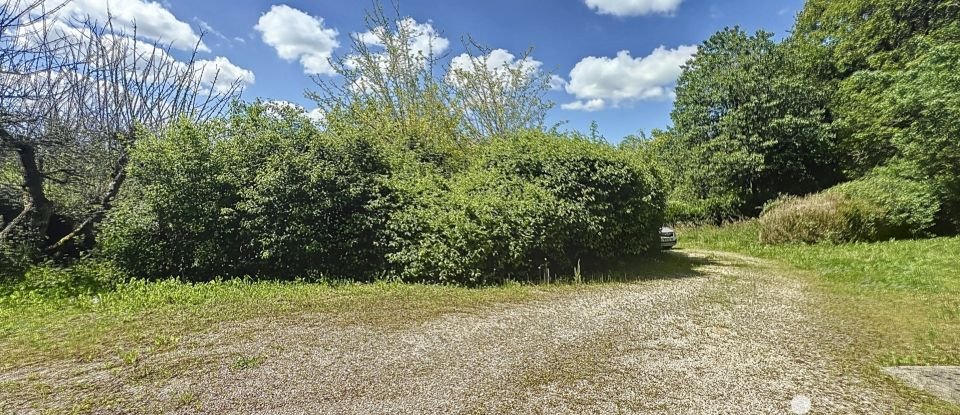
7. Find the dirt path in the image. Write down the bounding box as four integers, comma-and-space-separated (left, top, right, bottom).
2, 251, 920, 414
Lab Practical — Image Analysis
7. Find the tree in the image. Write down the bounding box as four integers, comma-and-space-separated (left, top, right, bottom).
793, 0, 959, 76
446, 40, 554, 138
668, 27, 840, 220
882, 42, 960, 230
0, 1, 241, 260
309, 2, 556, 151
791, 0, 959, 176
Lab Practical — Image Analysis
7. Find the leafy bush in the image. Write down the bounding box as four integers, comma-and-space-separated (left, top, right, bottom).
99, 120, 231, 280
100, 106, 397, 281
477, 132, 665, 264
231, 126, 394, 280
759, 193, 874, 245
384, 132, 665, 283
828, 168, 939, 240
99, 106, 668, 284
385, 167, 563, 283
759, 170, 939, 245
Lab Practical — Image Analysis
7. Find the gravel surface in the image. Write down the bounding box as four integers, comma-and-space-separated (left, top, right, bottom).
884, 366, 960, 405
2, 250, 921, 414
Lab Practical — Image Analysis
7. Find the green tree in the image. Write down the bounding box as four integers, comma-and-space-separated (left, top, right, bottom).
791, 0, 959, 176
669, 27, 840, 220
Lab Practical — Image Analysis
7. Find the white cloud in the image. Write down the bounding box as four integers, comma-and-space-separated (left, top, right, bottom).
447, 49, 541, 86
549, 75, 568, 91
255, 5, 339, 75
195, 57, 255, 93
563, 45, 696, 111
584, 0, 684, 16
45, 0, 209, 51
305, 108, 325, 123
262, 100, 325, 123
355, 18, 449, 59
14, 18, 253, 96
561, 99, 606, 112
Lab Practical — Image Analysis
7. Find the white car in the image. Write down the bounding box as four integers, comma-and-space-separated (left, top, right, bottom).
660, 226, 677, 250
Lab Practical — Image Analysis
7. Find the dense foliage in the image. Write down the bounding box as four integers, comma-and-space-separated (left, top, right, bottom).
759, 168, 939, 244
95, 104, 665, 283
644, 0, 960, 238
666, 28, 840, 222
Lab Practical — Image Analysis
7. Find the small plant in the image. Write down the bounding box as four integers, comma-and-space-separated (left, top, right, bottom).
117, 349, 140, 366
573, 259, 582, 285
232, 354, 267, 370
152, 335, 180, 350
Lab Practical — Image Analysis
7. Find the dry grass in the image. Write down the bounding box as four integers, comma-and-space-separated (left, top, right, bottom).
758, 192, 872, 244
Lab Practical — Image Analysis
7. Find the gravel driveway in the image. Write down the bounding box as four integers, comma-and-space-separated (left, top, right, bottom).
2, 251, 919, 414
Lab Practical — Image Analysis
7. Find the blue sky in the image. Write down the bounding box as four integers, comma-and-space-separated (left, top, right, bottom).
59, 0, 806, 141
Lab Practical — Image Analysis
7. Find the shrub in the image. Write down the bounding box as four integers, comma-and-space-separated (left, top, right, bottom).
382, 131, 666, 283
477, 132, 665, 264
759, 170, 939, 244
100, 106, 397, 281
99, 120, 234, 280
759, 193, 874, 244
385, 167, 563, 283
100, 109, 668, 284
828, 168, 939, 240
233, 129, 394, 280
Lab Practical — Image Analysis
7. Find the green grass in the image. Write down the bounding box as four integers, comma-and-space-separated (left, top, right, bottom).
680, 221, 960, 366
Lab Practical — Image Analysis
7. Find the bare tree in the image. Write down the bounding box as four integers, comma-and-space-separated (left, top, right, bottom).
308, 1, 555, 143
307, 1, 462, 142
1, 1, 242, 256
446, 39, 555, 138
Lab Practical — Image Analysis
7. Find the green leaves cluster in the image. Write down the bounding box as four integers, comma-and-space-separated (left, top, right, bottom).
99, 103, 665, 283
100, 105, 395, 281
386, 132, 665, 283
656, 0, 960, 234
660, 28, 840, 222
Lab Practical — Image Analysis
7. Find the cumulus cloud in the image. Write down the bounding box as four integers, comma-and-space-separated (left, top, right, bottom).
584, 0, 685, 16
44, 0, 209, 51
13, 18, 254, 95
196, 57, 255, 93
262, 100, 325, 123
549, 75, 568, 91
561, 98, 605, 112
355, 18, 449, 59
255, 5, 340, 75
447, 48, 542, 86
562, 45, 696, 111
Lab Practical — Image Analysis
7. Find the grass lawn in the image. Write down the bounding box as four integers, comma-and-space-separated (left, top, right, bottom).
680, 221, 960, 367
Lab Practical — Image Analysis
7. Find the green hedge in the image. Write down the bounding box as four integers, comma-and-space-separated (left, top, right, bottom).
98, 106, 667, 284
478, 132, 665, 262
385, 133, 666, 283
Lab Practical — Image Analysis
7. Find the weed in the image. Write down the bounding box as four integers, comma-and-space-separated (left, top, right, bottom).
232, 354, 267, 370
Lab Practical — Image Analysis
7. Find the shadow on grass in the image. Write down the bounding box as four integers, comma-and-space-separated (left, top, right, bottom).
526, 250, 721, 285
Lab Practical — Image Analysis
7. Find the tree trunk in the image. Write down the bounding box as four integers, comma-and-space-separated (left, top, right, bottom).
47, 151, 128, 253
0, 142, 52, 246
